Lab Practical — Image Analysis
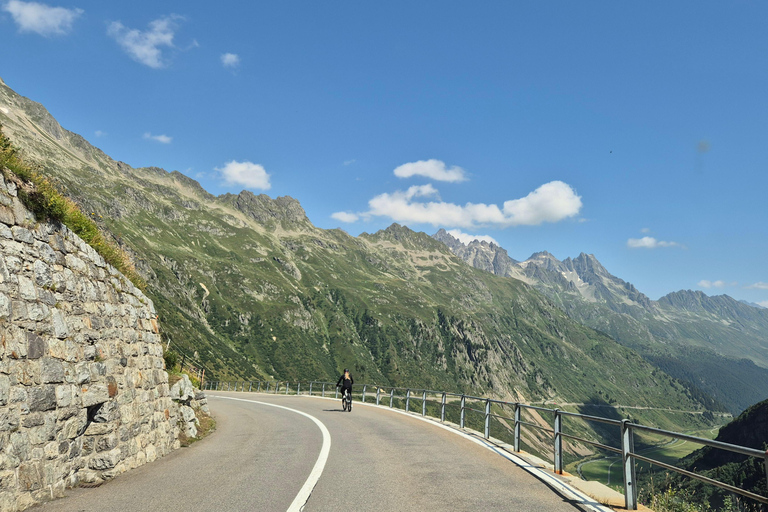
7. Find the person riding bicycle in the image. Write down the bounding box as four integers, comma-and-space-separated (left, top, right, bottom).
336, 368, 353, 405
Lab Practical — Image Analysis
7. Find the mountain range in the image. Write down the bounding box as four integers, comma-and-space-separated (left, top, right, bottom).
433, 230, 768, 414
0, 76, 755, 446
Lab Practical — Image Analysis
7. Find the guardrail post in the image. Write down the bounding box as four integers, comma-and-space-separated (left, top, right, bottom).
484, 399, 491, 439
322, 383, 325, 397
763, 453, 768, 498
362, 385, 367, 403
389, 389, 394, 408
297, 382, 301, 395
460, 395, 466, 429
249, 381, 253, 392
514, 404, 521, 452
227, 382, 231, 391
257, 381, 261, 392
554, 409, 563, 474
335, 386, 339, 399
622, 420, 638, 510
285, 382, 290, 395
422, 390, 427, 416
309, 382, 313, 396
441, 393, 446, 422
405, 389, 411, 412
275, 382, 279, 394
376, 386, 381, 405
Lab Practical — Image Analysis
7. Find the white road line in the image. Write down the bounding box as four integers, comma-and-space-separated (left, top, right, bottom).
211, 395, 331, 512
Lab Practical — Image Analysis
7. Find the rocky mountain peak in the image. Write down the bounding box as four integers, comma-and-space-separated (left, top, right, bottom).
222, 190, 309, 225
569, 252, 609, 276
432, 228, 465, 251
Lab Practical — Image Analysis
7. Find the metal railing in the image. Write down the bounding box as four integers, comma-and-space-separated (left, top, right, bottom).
204, 379, 767, 509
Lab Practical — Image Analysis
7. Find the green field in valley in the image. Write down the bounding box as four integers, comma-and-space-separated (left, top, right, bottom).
568, 426, 721, 492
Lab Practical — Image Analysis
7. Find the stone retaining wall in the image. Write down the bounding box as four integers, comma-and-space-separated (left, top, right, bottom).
0, 172, 183, 511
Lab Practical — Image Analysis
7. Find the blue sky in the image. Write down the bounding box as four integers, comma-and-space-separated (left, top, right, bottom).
1, 1, 766, 305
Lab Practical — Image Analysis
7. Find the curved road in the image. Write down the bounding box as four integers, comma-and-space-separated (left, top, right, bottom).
33, 392, 608, 511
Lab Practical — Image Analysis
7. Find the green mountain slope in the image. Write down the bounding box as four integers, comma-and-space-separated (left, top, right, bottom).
0, 78, 718, 441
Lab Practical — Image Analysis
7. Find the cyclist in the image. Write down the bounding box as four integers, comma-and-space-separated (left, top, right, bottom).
336, 368, 354, 407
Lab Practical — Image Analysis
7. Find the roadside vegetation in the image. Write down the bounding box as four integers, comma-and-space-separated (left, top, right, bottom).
0, 124, 145, 289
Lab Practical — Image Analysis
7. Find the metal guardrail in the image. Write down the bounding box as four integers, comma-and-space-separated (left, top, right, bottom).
205, 379, 767, 509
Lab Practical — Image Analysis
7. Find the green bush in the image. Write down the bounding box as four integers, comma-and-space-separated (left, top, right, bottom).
164, 350, 179, 371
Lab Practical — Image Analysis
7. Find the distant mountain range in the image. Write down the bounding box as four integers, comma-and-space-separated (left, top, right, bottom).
433, 230, 768, 413
0, 75, 746, 449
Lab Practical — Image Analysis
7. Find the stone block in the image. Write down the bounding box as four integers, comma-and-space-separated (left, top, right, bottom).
0, 470, 16, 491
18, 275, 36, 301
17, 462, 43, 491
0, 408, 19, 431
81, 383, 108, 407
11, 226, 34, 244
27, 302, 50, 322
32, 241, 57, 265
0, 206, 14, 226
21, 412, 44, 428
96, 433, 118, 452
88, 447, 121, 470
55, 385, 74, 408
38, 289, 56, 307
26, 332, 46, 360
28, 385, 56, 412
0, 292, 10, 319
41, 357, 65, 383
0, 375, 8, 406
64, 254, 87, 274
94, 400, 120, 423
59, 416, 83, 440
51, 308, 69, 339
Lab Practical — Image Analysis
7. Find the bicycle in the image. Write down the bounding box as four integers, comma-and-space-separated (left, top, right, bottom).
341, 387, 352, 412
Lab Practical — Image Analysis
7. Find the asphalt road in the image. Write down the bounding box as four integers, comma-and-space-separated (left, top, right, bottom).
33, 392, 605, 511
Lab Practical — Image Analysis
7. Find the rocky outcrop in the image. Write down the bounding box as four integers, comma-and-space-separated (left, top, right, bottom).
170, 374, 209, 439
0, 173, 187, 511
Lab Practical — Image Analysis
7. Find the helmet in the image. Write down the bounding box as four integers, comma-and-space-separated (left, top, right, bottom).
344, 368, 349, 373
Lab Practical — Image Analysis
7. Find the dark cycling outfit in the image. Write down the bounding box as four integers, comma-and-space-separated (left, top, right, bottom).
336, 373, 353, 401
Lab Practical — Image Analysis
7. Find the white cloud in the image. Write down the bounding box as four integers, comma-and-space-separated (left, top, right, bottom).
446, 229, 498, 246
3, 0, 82, 36
108, 15, 181, 68
747, 282, 768, 290
216, 160, 271, 190
343, 159, 356, 166
94, 130, 106, 137
221, 52, 240, 68
143, 132, 172, 144
393, 159, 468, 183
366, 181, 581, 228
331, 211, 359, 223
758, 301, 768, 309
698, 280, 735, 289
641, 227, 651, 233
627, 236, 680, 249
